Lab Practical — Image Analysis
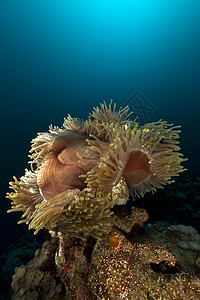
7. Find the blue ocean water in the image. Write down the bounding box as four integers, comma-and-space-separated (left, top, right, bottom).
0, 0, 200, 255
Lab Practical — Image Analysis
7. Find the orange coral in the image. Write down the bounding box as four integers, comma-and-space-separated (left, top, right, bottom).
107, 233, 120, 250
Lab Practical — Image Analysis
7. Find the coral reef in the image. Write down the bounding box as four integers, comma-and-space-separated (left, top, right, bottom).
7, 101, 186, 240
6, 100, 194, 299
10, 206, 200, 300
11, 239, 68, 300
3, 172, 200, 299
0, 232, 42, 300
167, 224, 200, 252
134, 171, 200, 231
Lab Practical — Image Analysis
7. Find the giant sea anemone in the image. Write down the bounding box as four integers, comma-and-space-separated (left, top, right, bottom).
7, 101, 187, 239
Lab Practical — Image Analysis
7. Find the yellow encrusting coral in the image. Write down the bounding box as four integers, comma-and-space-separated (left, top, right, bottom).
7, 101, 187, 239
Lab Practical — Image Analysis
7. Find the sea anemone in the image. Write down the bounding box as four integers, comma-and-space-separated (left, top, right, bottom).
7, 101, 187, 239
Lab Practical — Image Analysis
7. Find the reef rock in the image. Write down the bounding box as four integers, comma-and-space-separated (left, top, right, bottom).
11, 206, 200, 300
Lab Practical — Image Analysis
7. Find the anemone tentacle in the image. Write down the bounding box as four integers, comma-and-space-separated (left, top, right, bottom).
7, 101, 187, 239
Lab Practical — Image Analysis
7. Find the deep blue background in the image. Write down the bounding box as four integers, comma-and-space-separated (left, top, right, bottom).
0, 0, 200, 252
